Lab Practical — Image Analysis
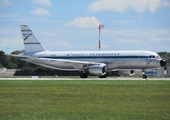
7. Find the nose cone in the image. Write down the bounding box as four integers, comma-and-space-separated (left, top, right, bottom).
160, 59, 166, 67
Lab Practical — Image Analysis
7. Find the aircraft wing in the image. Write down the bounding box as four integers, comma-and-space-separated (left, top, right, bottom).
39, 58, 104, 70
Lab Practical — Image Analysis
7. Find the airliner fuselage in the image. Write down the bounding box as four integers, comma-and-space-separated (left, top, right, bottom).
17, 25, 166, 78
19, 50, 165, 76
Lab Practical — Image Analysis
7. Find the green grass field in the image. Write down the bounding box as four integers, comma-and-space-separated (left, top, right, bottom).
0, 80, 170, 120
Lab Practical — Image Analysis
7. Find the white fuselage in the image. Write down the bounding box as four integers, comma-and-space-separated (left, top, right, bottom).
17, 25, 166, 78
20, 50, 162, 71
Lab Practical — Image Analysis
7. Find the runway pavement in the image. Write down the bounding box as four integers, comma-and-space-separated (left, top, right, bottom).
0, 77, 170, 80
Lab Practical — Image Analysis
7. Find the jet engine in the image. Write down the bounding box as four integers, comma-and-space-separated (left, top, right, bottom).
89, 64, 107, 76
118, 70, 135, 76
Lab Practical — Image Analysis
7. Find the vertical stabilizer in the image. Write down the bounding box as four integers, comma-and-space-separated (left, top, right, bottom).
20, 25, 46, 53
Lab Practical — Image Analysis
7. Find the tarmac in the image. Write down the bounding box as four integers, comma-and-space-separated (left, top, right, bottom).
0, 77, 170, 80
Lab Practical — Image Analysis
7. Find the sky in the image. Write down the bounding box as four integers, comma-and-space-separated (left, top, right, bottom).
0, 0, 170, 54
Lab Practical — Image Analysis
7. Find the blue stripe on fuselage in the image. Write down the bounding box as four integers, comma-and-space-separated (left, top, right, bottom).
38, 56, 149, 59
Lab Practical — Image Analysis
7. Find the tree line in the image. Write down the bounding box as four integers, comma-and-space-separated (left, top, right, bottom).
0, 50, 169, 76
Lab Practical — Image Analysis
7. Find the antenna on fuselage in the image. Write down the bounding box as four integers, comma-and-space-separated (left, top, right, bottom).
98, 23, 104, 51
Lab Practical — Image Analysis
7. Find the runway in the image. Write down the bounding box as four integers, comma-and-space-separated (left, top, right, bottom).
0, 77, 170, 80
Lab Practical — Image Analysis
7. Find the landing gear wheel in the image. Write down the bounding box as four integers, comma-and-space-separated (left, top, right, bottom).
99, 74, 107, 78
142, 74, 147, 79
80, 73, 88, 78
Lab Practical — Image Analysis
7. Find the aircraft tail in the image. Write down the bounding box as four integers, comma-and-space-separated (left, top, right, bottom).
20, 25, 46, 53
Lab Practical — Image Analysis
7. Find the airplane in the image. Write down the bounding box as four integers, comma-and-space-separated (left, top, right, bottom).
13, 25, 166, 78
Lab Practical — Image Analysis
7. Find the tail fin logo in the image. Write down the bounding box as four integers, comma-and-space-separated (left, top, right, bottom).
23, 33, 32, 41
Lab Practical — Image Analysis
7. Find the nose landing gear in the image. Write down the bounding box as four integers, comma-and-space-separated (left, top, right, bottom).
142, 74, 147, 79
142, 70, 147, 79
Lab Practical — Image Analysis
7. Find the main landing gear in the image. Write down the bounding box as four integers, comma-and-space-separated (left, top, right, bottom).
99, 74, 107, 78
142, 74, 147, 79
80, 72, 88, 78
142, 71, 147, 79
79, 72, 107, 78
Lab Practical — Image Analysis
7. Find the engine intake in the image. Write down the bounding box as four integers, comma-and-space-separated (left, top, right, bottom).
89, 64, 107, 76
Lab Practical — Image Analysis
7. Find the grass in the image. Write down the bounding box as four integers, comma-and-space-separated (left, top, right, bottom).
0, 80, 170, 120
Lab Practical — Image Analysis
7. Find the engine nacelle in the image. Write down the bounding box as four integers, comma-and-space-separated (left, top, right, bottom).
89, 64, 107, 76
118, 70, 135, 76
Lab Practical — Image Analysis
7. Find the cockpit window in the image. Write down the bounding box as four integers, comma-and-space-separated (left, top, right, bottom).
149, 55, 156, 58
156, 55, 161, 59
150, 55, 162, 58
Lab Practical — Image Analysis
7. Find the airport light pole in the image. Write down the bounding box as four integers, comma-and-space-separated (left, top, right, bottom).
98, 24, 104, 51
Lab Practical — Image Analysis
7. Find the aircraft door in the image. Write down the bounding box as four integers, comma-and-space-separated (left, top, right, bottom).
138, 52, 143, 63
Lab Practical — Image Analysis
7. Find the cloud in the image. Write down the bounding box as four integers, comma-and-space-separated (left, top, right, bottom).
112, 20, 127, 25
0, 14, 21, 18
46, 40, 71, 49
30, 8, 51, 16
115, 39, 142, 44
32, 0, 51, 6
87, 0, 170, 13
2, 0, 11, 5
151, 37, 170, 42
0, 37, 22, 49
0, 29, 8, 34
40, 31, 55, 37
57, 40, 71, 48
161, 0, 170, 7
105, 29, 170, 39
0, 0, 11, 7
100, 28, 170, 50
66, 16, 99, 28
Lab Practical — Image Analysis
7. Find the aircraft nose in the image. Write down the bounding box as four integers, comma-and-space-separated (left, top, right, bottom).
160, 59, 166, 67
